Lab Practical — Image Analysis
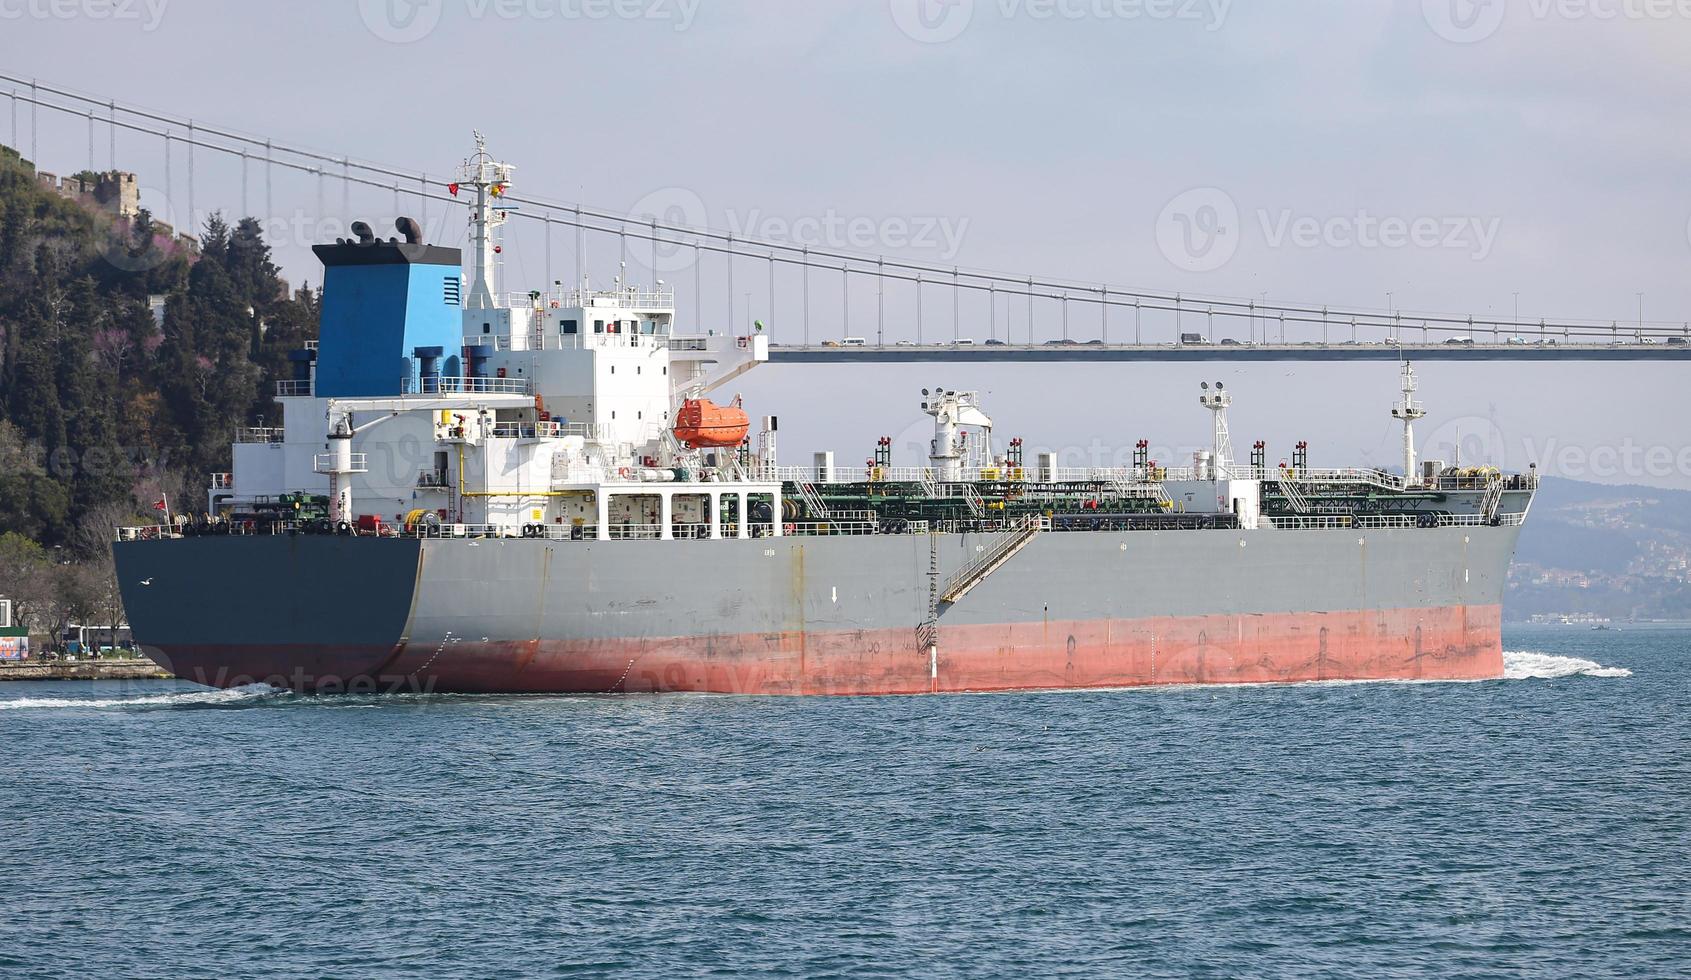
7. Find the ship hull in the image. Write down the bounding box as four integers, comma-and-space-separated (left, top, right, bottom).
115, 525, 1517, 695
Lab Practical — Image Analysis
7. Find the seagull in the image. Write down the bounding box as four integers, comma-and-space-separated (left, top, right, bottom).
139, 578, 153, 586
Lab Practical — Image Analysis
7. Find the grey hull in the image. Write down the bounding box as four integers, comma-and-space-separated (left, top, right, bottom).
116, 524, 1520, 694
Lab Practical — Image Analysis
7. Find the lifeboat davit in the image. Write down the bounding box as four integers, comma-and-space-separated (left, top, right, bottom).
673, 398, 750, 448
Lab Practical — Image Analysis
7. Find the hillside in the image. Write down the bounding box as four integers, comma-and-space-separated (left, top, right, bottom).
0, 143, 318, 643
1507, 477, 1691, 621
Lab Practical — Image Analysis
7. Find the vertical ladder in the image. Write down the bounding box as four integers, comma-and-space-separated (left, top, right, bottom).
916, 529, 940, 657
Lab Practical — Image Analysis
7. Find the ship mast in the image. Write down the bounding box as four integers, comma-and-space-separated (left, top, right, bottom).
1198, 381, 1233, 479
459, 132, 514, 310
1391, 361, 1427, 486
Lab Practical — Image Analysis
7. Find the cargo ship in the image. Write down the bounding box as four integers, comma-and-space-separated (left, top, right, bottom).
114, 139, 1537, 695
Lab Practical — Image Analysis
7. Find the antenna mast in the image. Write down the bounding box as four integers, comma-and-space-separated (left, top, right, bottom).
1391, 361, 1427, 486
1198, 381, 1233, 479
459, 131, 515, 310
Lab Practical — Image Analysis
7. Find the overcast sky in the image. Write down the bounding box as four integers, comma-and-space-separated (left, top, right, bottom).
6, 0, 1691, 486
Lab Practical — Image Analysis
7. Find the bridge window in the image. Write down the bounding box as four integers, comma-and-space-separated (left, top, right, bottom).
594, 320, 605, 334
482, 322, 491, 334
560, 319, 578, 335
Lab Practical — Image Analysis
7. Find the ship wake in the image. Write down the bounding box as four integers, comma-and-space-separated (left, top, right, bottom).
0, 683, 285, 711
1502, 651, 1632, 680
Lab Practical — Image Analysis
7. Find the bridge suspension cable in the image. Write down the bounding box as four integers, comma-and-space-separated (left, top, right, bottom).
3, 71, 1684, 344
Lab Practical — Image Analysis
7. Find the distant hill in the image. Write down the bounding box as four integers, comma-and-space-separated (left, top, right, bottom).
1507, 477, 1691, 621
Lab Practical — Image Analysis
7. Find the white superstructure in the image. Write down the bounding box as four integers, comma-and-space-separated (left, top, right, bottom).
215, 138, 781, 541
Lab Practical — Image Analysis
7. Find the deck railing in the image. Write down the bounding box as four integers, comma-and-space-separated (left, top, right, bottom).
772, 463, 1420, 488
408, 375, 534, 396
119, 508, 1530, 543
235, 426, 285, 444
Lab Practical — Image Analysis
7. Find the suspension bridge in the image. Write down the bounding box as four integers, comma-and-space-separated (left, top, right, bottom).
4, 70, 1686, 362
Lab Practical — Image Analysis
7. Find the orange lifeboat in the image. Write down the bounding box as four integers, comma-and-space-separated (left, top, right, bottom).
673, 398, 750, 448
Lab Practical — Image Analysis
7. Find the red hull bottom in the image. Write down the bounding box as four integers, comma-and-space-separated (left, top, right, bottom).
151, 605, 1504, 696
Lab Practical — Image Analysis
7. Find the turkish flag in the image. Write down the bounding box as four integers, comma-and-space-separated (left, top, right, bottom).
448, 183, 460, 197
154, 498, 167, 511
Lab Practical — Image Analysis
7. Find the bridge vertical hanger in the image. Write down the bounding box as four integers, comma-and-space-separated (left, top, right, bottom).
460, 131, 514, 310
877, 256, 885, 346
916, 271, 925, 344
186, 120, 194, 232
264, 139, 272, 225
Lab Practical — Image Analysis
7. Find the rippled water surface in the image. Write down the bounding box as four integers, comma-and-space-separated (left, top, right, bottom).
1, 626, 1685, 978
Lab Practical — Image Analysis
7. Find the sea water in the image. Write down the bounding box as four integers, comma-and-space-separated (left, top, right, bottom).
0, 625, 1683, 978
